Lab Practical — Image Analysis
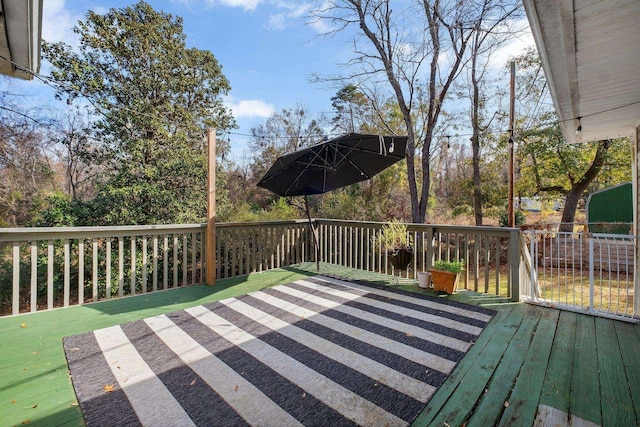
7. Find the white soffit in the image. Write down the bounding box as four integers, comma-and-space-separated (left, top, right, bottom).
0, 0, 43, 80
523, 0, 640, 143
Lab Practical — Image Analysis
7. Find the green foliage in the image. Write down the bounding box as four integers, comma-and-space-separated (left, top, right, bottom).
42, 1, 235, 225
451, 204, 473, 217
222, 198, 299, 223
498, 209, 526, 227
432, 259, 464, 274
374, 219, 412, 252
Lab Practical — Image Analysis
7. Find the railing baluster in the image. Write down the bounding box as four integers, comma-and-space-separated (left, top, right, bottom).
496, 238, 502, 295
130, 237, 136, 296
64, 239, 70, 307
47, 240, 54, 309
78, 239, 85, 305
142, 237, 148, 292
484, 236, 490, 294
106, 239, 112, 300
153, 236, 158, 292
182, 234, 188, 286
31, 241, 37, 312
173, 235, 178, 288
191, 232, 196, 284
118, 238, 124, 298
92, 238, 98, 302
12, 243, 20, 315
161, 236, 167, 289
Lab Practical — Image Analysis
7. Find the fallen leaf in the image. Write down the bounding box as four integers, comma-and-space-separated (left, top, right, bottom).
190, 379, 196, 386
31, 404, 38, 409
406, 333, 413, 337
21, 420, 30, 425
103, 384, 116, 393
70, 402, 79, 407
32, 351, 38, 355
11, 400, 16, 404
20, 323, 27, 328
504, 401, 509, 408
234, 385, 238, 391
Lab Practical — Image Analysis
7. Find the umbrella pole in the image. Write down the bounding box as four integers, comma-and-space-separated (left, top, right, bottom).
305, 195, 320, 271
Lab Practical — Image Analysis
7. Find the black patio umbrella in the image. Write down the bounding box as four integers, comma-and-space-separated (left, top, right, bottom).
257, 133, 408, 269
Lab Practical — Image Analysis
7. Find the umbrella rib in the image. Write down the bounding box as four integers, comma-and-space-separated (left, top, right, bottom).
282, 145, 330, 195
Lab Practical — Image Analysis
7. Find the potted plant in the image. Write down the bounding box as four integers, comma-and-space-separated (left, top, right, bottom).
429, 259, 464, 294
376, 220, 413, 272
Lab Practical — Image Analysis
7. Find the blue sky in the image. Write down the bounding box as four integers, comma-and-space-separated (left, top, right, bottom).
21, 0, 356, 163
17, 0, 533, 163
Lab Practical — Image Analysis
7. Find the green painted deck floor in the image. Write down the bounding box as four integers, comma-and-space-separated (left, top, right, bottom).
1, 263, 639, 427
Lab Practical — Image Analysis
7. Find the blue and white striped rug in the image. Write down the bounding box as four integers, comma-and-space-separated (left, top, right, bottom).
64, 275, 494, 427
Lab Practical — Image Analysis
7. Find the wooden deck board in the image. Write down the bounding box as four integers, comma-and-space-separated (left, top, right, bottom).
571, 314, 602, 425
466, 305, 545, 427
498, 308, 560, 427
595, 317, 636, 426
419, 304, 526, 427
615, 320, 640, 421
538, 310, 578, 413
410, 303, 522, 426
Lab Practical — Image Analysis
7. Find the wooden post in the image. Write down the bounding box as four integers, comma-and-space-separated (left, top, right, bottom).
634, 125, 640, 317
206, 129, 216, 285
508, 61, 516, 227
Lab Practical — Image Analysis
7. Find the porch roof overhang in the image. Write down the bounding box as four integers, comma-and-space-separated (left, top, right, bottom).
522, 0, 640, 144
0, 0, 43, 80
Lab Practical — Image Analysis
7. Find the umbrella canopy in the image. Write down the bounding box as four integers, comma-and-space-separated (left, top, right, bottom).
257, 133, 407, 197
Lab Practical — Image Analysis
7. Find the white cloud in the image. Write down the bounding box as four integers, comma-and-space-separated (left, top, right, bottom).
41, 0, 83, 45
172, 0, 263, 12
226, 97, 275, 118
218, 0, 262, 11
490, 33, 535, 68
489, 19, 535, 69
266, 13, 287, 30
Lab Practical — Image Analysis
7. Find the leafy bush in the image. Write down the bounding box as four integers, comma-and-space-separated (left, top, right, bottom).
432, 259, 464, 274
498, 209, 526, 227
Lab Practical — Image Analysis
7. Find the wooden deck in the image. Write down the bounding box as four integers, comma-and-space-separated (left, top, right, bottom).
1, 263, 639, 426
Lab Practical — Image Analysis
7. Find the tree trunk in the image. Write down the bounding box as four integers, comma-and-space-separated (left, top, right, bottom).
558, 139, 612, 232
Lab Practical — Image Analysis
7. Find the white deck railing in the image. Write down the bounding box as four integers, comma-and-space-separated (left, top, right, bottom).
1, 219, 524, 316
522, 229, 636, 321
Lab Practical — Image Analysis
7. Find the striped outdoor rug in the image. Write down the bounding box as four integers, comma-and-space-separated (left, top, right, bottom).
64, 275, 494, 427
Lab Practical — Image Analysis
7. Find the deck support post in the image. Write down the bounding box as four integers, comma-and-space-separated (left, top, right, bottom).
508, 228, 520, 302
634, 125, 640, 317
206, 129, 216, 286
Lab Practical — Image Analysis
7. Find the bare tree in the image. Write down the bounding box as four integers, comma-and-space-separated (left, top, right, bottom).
466, 0, 524, 225
52, 109, 100, 201
313, 0, 488, 222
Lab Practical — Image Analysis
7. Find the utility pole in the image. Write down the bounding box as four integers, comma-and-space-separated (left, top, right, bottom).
508, 61, 516, 227
206, 129, 216, 285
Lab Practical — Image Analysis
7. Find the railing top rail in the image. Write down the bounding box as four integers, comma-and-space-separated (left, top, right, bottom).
0, 218, 520, 243
0, 219, 314, 242
217, 219, 310, 229
0, 223, 207, 242
314, 218, 517, 236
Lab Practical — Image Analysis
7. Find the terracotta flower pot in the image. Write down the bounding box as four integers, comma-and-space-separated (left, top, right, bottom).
428, 269, 460, 294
